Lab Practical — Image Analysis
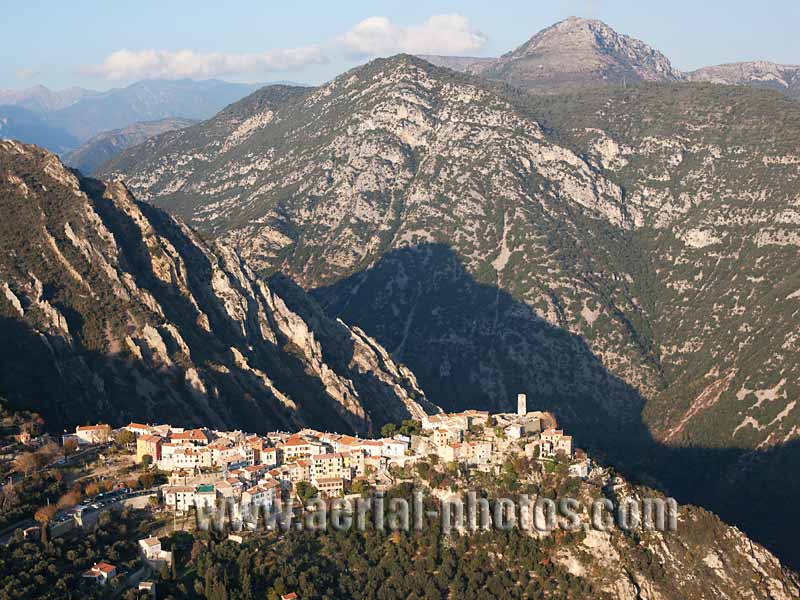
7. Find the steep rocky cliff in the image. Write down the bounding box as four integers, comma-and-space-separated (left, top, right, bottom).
552, 471, 800, 600
0, 140, 434, 434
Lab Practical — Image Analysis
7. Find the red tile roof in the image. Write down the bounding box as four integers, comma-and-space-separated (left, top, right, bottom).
281, 437, 308, 447
84, 561, 116, 577
170, 429, 207, 441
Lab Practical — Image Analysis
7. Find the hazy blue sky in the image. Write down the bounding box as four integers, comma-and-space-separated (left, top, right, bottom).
3, 0, 799, 90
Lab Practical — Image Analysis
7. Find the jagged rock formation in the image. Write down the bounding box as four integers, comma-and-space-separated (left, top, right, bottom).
553, 471, 800, 600
63, 118, 198, 175
688, 61, 800, 100
0, 140, 434, 434
422, 17, 681, 94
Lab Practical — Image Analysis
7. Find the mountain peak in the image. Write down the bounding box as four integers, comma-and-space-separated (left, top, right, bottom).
482, 16, 681, 92
558, 15, 608, 27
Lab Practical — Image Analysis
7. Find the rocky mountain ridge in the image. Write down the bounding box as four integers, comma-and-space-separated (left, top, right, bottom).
100, 55, 800, 452
422, 17, 800, 100
0, 140, 435, 434
687, 61, 800, 99
549, 470, 800, 600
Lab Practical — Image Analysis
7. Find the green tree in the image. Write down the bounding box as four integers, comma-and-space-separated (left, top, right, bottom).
295, 481, 318, 503
114, 429, 136, 448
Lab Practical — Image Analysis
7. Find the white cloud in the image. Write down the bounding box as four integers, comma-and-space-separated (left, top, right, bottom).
84, 14, 487, 81
84, 46, 326, 81
338, 14, 487, 57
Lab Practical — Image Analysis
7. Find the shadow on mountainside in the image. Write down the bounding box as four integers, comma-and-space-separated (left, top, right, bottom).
313, 243, 800, 570
1, 171, 424, 438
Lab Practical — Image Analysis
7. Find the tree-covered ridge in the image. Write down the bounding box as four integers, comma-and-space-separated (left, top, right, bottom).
120, 475, 800, 600
187, 522, 607, 600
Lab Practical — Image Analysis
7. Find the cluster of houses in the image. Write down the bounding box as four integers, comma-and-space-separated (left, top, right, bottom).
69, 394, 583, 519
135, 425, 413, 513
63, 394, 582, 598
417, 394, 573, 464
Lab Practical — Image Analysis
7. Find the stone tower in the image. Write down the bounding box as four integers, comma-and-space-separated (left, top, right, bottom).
517, 393, 527, 416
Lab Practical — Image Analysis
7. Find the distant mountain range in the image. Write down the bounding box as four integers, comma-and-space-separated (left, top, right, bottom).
0, 105, 79, 154
422, 17, 800, 99
0, 79, 283, 155
0, 84, 99, 113
63, 117, 198, 175
42, 79, 266, 142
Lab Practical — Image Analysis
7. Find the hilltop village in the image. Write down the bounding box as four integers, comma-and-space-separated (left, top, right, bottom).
0, 395, 583, 596
64, 394, 581, 518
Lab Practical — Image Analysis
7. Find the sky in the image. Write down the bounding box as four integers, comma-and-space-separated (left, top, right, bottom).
3, 0, 799, 91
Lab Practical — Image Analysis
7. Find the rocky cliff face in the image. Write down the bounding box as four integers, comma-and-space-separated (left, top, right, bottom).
554, 471, 800, 600
63, 117, 198, 175
0, 140, 434, 434
522, 83, 800, 451
688, 61, 800, 100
